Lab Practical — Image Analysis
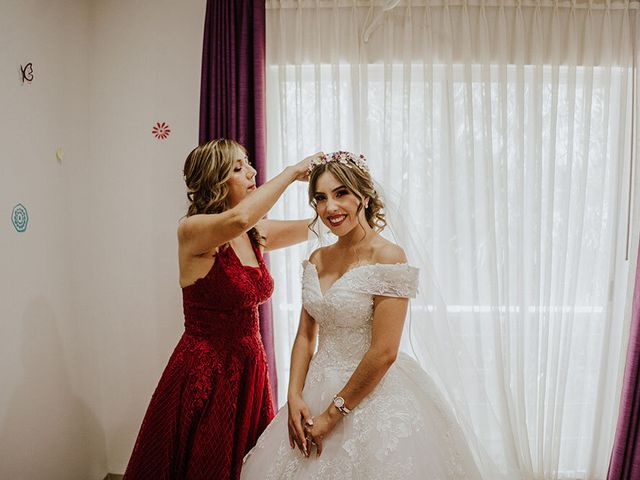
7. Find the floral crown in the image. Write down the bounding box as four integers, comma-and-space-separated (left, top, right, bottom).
308, 151, 369, 175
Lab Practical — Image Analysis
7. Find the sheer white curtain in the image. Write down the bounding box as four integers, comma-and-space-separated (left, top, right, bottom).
265, 1, 640, 478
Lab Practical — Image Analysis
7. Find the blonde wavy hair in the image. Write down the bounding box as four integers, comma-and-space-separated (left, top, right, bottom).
308, 158, 386, 235
183, 139, 262, 246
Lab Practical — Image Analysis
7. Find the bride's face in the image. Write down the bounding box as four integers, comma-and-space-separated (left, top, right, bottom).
312, 171, 367, 236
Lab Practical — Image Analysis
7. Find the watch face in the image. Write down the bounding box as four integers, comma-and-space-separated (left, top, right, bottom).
334, 397, 345, 408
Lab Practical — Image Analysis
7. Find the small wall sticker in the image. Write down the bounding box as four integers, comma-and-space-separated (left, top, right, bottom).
20, 63, 34, 83
12, 204, 29, 232
152, 122, 171, 140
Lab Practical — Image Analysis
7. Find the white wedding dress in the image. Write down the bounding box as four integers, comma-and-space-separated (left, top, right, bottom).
241, 261, 483, 480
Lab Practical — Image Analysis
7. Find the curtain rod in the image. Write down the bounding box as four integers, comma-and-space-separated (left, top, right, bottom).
266, 0, 640, 10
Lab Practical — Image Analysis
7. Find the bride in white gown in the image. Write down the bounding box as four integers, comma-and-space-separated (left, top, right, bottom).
241, 151, 483, 480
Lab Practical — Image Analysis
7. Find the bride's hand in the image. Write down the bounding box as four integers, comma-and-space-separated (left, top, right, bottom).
287, 394, 314, 456
303, 409, 340, 458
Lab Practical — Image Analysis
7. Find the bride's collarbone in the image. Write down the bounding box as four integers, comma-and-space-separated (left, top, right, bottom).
320, 237, 392, 269
317, 246, 381, 275
315, 259, 373, 286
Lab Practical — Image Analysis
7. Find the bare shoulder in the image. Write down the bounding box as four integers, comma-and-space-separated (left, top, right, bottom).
177, 216, 191, 243
371, 238, 407, 265
177, 212, 224, 243
177, 214, 199, 242
177, 213, 223, 256
308, 246, 328, 267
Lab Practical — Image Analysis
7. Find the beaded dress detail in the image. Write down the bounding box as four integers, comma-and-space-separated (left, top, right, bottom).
240, 261, 482, 480
124, 239, 274, 480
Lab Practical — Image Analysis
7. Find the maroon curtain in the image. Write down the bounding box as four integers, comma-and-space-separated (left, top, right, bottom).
608, 240, 640, 480
198, 0, 277, 407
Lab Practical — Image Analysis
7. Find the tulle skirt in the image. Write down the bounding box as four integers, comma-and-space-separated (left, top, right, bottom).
240, 352, 482, 480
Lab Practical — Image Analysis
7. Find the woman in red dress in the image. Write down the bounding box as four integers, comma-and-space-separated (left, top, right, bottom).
123, 139, 318, 480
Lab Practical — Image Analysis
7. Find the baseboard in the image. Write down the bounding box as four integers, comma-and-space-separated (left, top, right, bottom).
103, 475, 123, 480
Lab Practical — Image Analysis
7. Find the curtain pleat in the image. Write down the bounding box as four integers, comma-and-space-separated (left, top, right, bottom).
199, 0, 278, 408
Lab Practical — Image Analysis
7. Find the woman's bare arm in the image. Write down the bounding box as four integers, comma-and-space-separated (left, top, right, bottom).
257, 219, 311, 252
178, 166, 305, 256
287, 306, 319, 455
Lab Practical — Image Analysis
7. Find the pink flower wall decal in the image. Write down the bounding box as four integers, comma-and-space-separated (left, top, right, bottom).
152, 122, 171, 140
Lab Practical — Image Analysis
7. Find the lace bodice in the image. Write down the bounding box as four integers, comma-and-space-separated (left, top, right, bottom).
302, 261, 419, 373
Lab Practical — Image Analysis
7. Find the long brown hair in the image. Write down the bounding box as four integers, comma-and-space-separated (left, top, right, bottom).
183, 139, 263, 246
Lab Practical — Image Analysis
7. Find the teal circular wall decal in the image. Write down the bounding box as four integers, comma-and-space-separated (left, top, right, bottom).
12, 204, 28, 232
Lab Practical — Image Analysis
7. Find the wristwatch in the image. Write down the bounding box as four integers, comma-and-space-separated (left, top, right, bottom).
332, 395, 351, 416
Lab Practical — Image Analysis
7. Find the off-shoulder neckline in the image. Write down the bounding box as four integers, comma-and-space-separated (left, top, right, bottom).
303, 260, 417, 297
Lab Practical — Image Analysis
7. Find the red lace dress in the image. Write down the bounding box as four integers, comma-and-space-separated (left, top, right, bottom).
123, 240, 275, 480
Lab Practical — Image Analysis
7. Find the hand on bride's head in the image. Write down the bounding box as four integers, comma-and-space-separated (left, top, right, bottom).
292, 152, 325, 182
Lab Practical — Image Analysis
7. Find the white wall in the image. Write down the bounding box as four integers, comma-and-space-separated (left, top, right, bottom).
87, 0, 206, 473
0, 1, 101, 478
0, 0, 206, 477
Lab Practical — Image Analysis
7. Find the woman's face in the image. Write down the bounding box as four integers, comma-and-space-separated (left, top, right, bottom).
312, 171, 367, 236
225, 147, 257, 207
